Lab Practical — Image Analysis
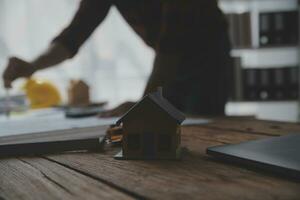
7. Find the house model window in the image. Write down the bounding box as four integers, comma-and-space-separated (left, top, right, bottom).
114, 87, 186, 160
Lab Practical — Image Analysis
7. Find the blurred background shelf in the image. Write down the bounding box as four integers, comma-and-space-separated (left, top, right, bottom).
226, 101, 298, 122
231, 47, 298, 68
220, 0, 300, 122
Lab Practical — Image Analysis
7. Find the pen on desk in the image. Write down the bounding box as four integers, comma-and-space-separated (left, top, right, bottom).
5, 89, 10, 118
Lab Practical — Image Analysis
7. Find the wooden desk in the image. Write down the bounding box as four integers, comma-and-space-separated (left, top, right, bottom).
1, 118, 300, 199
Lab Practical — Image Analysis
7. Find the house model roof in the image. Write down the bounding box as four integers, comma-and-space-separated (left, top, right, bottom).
117, 88, 186, 125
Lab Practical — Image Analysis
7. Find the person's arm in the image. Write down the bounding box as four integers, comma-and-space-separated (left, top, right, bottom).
2, 43, 71, 88
52, 0, 111, 58
32, 42, 72, 71
3, 0, 111, 88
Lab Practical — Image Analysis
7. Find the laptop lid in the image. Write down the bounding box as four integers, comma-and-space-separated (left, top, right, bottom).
207, 134, 300, 180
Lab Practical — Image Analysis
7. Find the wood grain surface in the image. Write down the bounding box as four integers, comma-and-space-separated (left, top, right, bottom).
0, 158, 132, 200
1, 118, 300, 200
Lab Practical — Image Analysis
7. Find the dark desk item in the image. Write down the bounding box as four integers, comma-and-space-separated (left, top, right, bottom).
65, 106, 104, 118
207, 134, 300, 180
0, 136, 105, 158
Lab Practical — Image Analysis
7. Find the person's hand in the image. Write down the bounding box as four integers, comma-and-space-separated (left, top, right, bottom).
2, 57, 35, 88
99, 101, 136, 118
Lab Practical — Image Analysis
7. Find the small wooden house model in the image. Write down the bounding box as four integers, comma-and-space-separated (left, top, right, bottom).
115, 88, 185, 160
68, 80, 90, 106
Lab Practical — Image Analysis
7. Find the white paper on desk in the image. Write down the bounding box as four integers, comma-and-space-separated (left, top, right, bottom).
183, 118, 212, 126
0, 114, 118, 145
0, 116, 118, 137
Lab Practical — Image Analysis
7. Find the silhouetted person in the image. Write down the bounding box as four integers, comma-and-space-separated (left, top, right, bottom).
3, 0, 231, 116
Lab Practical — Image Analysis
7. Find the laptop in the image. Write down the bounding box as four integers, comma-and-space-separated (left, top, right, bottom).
207, 134, 300, 180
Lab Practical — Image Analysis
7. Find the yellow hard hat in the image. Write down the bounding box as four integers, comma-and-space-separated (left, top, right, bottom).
23, 78, 62, 109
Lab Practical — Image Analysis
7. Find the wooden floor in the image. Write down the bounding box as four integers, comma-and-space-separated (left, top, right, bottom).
1, 118, 300, 200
